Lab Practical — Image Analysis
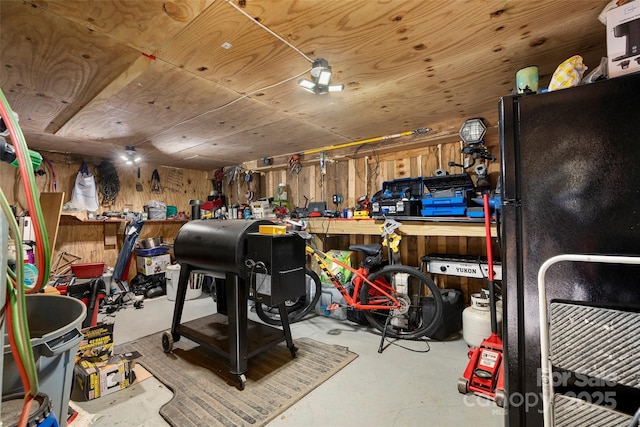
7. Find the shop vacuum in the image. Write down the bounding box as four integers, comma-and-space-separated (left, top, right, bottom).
458, 192, 505, 407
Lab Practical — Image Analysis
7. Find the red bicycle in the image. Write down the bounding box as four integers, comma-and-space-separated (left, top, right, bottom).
255, 230, 443, 343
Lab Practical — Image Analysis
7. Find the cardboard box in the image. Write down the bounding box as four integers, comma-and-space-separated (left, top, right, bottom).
76, 323, 114, 363
251, 199, 273, 219
74, 352, 138, 400
607, 0, 640, 78
137, 254, 171, 275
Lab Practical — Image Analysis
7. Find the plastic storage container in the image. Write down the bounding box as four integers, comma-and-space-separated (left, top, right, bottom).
420, 194, 467, 217
71, 262, 105, 279
315, 285, 348, 320
166, 205, 178, 218
2, 294, 86, 427
380, 176, 424, 200
371, 177, 424, 217
146, 206, 167, 220
135, 246, 170, 257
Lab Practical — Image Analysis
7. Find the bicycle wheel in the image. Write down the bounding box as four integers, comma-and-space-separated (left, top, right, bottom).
255, 268, 322, 326
361, 264, 443, 339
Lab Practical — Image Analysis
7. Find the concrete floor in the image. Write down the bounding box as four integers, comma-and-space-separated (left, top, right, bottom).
70, 293, 505, 427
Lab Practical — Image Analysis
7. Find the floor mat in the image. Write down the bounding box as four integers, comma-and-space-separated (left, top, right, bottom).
115, 331, 357, 427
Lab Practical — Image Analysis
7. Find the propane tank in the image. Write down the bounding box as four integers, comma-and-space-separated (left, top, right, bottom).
462, 291, 502, 347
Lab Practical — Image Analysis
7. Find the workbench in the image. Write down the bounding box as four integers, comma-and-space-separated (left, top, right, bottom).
304, 217, 497, 237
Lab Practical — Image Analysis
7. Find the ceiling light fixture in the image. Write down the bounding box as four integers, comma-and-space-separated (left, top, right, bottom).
298, 58, 344, 94
121, 145, 141, 165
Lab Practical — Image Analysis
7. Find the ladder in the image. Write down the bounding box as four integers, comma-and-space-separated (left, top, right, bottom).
538, 254, 640, 426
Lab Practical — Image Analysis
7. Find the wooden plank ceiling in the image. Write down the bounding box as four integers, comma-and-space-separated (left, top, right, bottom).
0, 0, 607, 170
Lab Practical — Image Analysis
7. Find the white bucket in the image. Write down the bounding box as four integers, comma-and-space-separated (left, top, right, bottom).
165, 264, 180, 301
165, 264, 202, 301
186, 272, 204, 300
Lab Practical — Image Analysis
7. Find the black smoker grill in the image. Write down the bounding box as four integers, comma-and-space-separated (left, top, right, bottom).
161, 219, 305, 390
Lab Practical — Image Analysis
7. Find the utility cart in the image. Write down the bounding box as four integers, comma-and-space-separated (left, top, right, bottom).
538, 254, 640, 426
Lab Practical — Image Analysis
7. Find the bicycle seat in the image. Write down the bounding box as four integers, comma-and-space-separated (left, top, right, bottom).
348, 243, 382, 256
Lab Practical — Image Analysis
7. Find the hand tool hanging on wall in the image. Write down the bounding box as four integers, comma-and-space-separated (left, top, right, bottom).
213, 168, 224, 193
224, 166, 241, 185
288, 155, 301, 174
151, 169, 161, 193
320, 152, 326, 175
136, 167, 143, 191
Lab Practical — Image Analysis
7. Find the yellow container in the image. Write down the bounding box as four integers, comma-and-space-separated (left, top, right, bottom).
258, 225, 286, 235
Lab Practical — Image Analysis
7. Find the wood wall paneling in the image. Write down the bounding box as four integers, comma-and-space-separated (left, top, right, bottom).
248, 134, 501, 303
3, 150, 209, 281
2, 134, 501, 301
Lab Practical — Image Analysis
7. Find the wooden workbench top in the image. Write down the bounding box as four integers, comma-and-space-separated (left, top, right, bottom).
305, 217, 496, 237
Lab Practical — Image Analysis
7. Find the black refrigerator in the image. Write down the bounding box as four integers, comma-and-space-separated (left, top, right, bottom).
500, 71, 640, 426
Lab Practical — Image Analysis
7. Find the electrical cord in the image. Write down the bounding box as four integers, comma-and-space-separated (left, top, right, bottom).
368, 147, 381, 188
494, 206, 502, 252
245, 259, 268, 297
42, 157, 57, 191
1, 89, 50, 290
225, 0, 314, 63
379, 335, 432, 353
322, 215, 331, 235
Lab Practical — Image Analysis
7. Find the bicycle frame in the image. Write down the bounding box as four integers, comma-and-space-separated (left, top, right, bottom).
305, 245, 401, 311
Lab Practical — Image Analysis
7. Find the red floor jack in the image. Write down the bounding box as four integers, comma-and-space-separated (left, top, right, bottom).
458, 192, 505, 407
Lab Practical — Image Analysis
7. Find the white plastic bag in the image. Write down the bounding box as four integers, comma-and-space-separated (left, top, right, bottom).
68, 163, 99, 211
